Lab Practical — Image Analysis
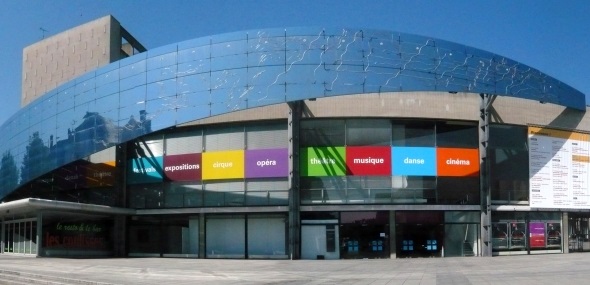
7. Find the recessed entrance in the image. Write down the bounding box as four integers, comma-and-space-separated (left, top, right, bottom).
396, 211, 443, 258
340, 211, 389, 259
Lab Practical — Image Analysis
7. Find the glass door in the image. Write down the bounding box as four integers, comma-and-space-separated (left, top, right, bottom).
396, 211, 443, 258
339, 211, 390, 259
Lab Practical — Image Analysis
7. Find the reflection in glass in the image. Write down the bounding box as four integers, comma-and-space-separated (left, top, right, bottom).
0, 28, 583, 201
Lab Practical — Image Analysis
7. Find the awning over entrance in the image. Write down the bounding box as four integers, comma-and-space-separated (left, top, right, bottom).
0, 198, 134, 219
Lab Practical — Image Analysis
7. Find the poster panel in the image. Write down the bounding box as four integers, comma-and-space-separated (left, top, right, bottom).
391, 147, 436, 176
529, 222, 546, 248
300, 147, 346, 177
245, 148, 288, 178
346, 146, 391, 176
43, 219, 112, 251
164, 153, 202, 181
529, 126, 590, 209
436, 148, 479, 177
202, 150, 245, 180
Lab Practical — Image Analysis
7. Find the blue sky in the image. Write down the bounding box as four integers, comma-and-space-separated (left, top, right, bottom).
1, 0, 589, 125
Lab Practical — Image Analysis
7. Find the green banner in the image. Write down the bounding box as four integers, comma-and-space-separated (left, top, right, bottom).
300, 147, 346, 176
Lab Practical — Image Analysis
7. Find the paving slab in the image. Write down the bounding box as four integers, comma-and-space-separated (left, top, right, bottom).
1, 254, 590, 284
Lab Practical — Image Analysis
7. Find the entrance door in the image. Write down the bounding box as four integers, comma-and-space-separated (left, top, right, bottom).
396, 211, 443, 258
397, 224, 443, 257
569, 213, 590, 252
301, 223, 339, 260
340, 211, 389, 259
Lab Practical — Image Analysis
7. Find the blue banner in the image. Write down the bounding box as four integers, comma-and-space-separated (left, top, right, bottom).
392, 147, 436, 176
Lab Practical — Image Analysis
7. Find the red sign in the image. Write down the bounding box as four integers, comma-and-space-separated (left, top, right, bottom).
164, 153, 202, 181
346, 146, 391, 176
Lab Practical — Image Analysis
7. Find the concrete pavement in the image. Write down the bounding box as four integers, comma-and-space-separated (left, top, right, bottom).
1, 253, 590, 284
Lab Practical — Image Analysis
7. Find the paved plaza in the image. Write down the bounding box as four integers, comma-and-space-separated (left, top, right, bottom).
1, 253, 590, 284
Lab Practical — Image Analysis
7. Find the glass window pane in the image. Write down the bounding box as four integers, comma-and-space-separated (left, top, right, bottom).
346, 119, 391, 146
246, 179, 288, 206
392, 121, 435, 147
166, 129, 203, 155
437, 177, 480, 205
204, 126, 244, 151
436, 121, 478, 148
206, 215, 245, 258
247, 215, 287, 257
490, 124, 529, 204
245, 123, 287, 149
300, 120, 345, 147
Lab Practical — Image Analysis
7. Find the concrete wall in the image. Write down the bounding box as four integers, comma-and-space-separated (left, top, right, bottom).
180, 91, 590, 133
21, 15, 121, 106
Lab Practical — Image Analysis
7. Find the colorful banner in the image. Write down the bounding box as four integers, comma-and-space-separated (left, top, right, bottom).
202, 150, 245, 180
436, 148, 479, 177
300, 147, 346, 176
127, 156, 163, 184
392, 147, 436, 176
164, 153, 202, 181
245, 148, 288, 178
346, 146, 391, 176
529, 222, 546, 248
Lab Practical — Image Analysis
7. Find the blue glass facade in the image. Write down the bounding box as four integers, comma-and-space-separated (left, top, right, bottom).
0, 27, 584, 200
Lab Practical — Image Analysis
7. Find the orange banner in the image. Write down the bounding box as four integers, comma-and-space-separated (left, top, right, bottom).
436, 148, 479, 177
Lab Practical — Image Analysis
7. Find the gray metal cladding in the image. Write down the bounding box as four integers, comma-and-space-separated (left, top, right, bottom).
0, 27, 585, 199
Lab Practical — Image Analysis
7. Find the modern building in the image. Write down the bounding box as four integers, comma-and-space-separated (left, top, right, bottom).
1, 16, 589, 259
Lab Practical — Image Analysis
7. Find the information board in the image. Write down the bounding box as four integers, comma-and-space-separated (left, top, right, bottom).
529, 126, 590, 208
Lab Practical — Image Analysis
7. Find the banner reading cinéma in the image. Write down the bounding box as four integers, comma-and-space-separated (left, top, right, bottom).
528, 126, 590, 209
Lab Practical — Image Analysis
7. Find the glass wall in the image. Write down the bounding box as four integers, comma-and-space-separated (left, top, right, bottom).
300, 119, 480, 205
395, 211, 479, 258
128, 215, 199, 257
1, 27, 581, 203
128, 121, 289, 209
340, 211, 389, 259
3, 219, 37, 254
206, 214, 287, 259
489, 124, 529, 204
492, 211, 562, 255
3, 146, 119, 206
247, 214, 287, 258
443, 211, 479, 257
569, 213, 590, 252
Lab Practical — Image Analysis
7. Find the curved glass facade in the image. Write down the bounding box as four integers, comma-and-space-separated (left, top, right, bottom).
0, 27, 584, 200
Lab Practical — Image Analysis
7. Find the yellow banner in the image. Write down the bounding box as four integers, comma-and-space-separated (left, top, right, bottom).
573, 155, 590, 163
528, 126, 590, 141
202, 150, 245, 180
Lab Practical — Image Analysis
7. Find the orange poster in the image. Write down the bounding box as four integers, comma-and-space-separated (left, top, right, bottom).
436, 148, 479, 177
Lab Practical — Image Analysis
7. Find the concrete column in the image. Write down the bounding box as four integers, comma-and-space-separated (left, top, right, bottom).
36, 212, 43, 257
389, 211, 396, 259
1, 217, 4, 254
114, 139, 129, 257
479, 93, 495, 257
199, 214, 206, 258
288, 101, 302, 259
113, 215, 127, 257
563, 212, 569, 253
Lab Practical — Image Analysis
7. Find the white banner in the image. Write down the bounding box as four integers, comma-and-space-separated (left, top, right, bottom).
529, 126, 590, 209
